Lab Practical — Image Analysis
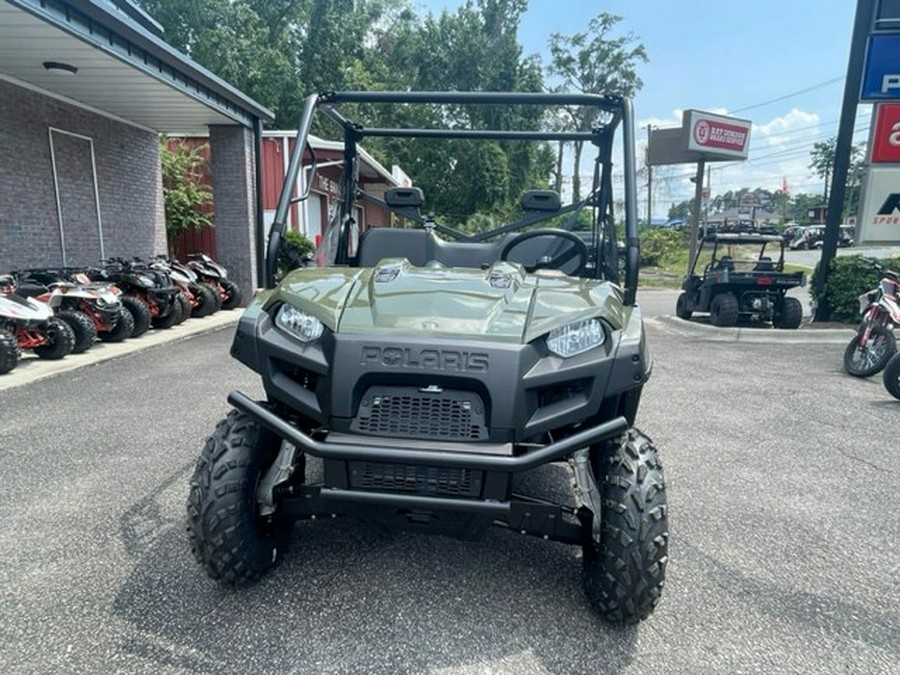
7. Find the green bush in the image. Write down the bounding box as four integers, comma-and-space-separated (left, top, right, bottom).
810, 255, 894, 323
276, 229, 315, 279
640, 228, 687, 267
160, 139, 213, 245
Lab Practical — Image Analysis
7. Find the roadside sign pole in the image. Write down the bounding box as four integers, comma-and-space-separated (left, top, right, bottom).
689, 158, 705, 270
815, 0, 875, 321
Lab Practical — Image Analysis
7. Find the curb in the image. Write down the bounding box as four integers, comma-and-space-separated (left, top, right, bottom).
650, 315, 857, 345
0, 310, 241, 393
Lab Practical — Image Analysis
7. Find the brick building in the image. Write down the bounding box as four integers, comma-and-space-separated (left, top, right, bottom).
0, 0, 273, 297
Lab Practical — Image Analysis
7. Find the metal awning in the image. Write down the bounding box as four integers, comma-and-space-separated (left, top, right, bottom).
0, 0, 274, 132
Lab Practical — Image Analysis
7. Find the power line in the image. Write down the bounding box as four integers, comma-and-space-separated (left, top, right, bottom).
729, 76, 846, 114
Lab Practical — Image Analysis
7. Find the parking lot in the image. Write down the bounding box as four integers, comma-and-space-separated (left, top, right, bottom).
0, 290, 897, 674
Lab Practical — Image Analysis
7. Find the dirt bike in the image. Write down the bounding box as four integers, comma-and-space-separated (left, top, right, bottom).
185, 253, 242, 310
0, 274, 75, 373
843, 266, 900, 378
15, 268, 132, 351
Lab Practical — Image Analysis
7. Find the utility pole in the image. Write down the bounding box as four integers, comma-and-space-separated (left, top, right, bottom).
814, 0, 873, 321
646, 124, 653, 225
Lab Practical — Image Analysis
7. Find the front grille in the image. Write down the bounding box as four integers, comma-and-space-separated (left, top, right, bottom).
349, 461, 483, 497
351, 386, 487, 440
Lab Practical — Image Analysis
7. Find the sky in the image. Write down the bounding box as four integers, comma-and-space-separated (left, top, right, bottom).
419, 0, 866, 218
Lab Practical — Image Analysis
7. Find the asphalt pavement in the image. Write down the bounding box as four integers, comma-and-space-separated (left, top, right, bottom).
0, 293, 897, 674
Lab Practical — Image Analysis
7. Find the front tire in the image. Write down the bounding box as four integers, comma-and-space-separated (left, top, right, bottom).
121, 295, 151, 337
57, 310, 97, 353
883, 353, 900, 400
843, 323, 896, 377
0, 329, 20, 374
221, 279, 242, 310
187, 410, 295, 586
98, 308, 134, 342
710, 292, 738, 327
33, 317, 75, 360
583, 429, 668, 624
151, 299, 180, 329
675, 292, 693, 320
190, 284, 217, 318
174, 292, 191, 325
201, 282, 223, 313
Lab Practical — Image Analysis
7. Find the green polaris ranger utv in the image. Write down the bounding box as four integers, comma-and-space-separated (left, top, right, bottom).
187, 91, 667, 624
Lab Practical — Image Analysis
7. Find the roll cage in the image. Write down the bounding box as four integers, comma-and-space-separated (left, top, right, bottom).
265, 91, 641, 305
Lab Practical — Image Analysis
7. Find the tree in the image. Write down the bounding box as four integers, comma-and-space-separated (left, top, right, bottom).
546, 13, 647, 200
137, 1, 405, 127
139, 0, 554, 224
367, 0, 554, 224
809, 137, 867, 217
160, 139, 214, 251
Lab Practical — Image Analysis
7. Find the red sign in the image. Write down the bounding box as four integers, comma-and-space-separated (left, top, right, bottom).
685, 110, 751, 160
871, 103, 900, 163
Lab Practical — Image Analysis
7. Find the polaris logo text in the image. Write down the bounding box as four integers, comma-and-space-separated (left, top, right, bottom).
361, 347, 489, 372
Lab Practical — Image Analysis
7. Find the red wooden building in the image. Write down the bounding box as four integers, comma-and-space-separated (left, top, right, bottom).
173, 133, 410, 259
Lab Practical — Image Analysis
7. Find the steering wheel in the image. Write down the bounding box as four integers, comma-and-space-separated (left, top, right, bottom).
499, 229, 588, 276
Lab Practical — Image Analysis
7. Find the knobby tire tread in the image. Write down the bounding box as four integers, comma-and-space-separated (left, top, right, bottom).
187, 410, 293, 586
583, 429, 668, 624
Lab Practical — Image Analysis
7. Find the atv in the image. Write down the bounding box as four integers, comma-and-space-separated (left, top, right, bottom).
0, 274, 75, 371
15, 268, 131, 351
677, 232, 805, 328
187, 91, 667, 624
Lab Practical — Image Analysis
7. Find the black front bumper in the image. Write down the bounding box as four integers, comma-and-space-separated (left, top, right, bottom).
229, 390, 627, 472
229, 390, 629, 543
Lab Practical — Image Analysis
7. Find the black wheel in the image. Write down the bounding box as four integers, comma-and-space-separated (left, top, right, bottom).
709, 292, 738, 327
187, 409, 296, 585
583, 429, 668, 624
774, 296, 803, 329
0, 329, 20, 374
190, 283, 217, 318
98, 308, 134, 342
121, 295, 151, 337
33, 317, 75, 360
883, 353, 900, 400
174, 292, 191, 325
675, 292, 693, 320
151, 299, 180, 329
843, 323, 896, 377
56, 310, 97, 354
202, 282, 223, 313
221, 279, 242, 310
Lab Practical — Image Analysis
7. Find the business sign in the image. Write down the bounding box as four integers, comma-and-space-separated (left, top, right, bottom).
871, 103, 900, 162
876, 0, 900, 31
685, 110, 751, 160
857, 165, 900, 243
648, 112, 752, 166
861, 34, 900, 100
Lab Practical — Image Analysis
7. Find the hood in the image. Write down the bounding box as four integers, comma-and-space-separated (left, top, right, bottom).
0, 293, 54, 321
275, 259, 626, 343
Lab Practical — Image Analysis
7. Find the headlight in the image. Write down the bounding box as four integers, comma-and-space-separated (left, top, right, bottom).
546, 318, 605, 358
276, 304, 324, 342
